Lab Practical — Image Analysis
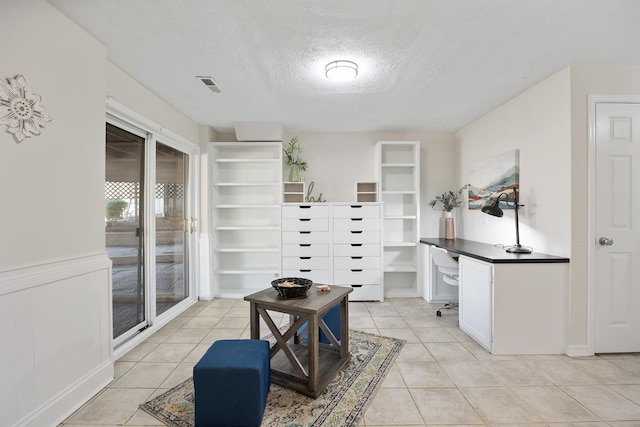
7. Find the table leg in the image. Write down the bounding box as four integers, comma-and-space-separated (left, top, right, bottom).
340, 296, 349, 357
249, 302, 259, 339
307, 313, 319, 394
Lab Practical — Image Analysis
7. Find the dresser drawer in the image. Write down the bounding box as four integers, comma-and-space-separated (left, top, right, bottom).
334, 256, 380, 270
334, 268, 381, 285
282, 256, 329, 270
282, 231, 330, 244
333, 217, 380, 231
282, 204, 329, 219
282, 269, 330, 285
282, 217, 329, 232
334, 243, 380, 257
333, 205, 380, 218
333, 230, 380, 244
348, 284, 383, 302
282, 244, 329, 257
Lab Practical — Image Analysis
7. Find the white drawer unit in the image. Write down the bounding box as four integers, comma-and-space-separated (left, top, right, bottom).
334, 243, 381, 257
348, 284, 383, 301
333, 230, 380, 244
333, 203, 383, 302
282, 204, 329, 219
282, 256, 330, 270
333, 256, 381, 269
333, 204, 381, 219
282, 231, 330, 244
282, 244, 329, 257
281, 217, 329, 231
281, 203, 383, 301
333, 217, 380, 231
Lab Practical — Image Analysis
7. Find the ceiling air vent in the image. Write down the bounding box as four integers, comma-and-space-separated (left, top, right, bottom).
197, 76, 222, 93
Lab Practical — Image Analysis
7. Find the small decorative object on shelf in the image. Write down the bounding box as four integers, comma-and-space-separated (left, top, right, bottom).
283, 136, 308, 182
429, 185, 468, 240
305, 181, 326, 202
1, 74, 52, 143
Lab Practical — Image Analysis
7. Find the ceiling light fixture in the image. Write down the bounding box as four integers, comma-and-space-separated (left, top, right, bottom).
325, 60, 358, 81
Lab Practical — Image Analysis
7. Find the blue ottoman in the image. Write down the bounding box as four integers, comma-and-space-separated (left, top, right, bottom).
193, 339, 270, 427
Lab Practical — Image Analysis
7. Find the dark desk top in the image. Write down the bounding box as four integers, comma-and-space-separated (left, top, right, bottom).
419, 238, 570, 264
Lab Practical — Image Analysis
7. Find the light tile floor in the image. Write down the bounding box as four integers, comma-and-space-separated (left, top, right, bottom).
60, 297, 640, 426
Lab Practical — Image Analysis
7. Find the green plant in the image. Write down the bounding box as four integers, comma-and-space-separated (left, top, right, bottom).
282, 136, 308, 171
429, 185, 468, 212
106, 199, 128, 220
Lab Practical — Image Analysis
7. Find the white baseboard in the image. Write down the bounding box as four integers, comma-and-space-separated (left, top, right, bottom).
566, 344, 593, 357
18, 361, 113, 427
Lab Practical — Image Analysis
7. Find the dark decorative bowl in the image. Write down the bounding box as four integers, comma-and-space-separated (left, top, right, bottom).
271, 277, 313, 298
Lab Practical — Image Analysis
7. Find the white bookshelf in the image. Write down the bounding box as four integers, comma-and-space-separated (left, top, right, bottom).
376, 141, 420, 297
210, 142, 282, 297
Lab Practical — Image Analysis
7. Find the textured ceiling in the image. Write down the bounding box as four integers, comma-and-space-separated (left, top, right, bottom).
49, 0, 640, 133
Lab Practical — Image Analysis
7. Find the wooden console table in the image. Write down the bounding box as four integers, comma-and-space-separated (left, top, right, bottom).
244, 285, 352, 397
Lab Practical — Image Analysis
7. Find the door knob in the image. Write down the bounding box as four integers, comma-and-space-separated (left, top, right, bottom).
599, 237, 614, 246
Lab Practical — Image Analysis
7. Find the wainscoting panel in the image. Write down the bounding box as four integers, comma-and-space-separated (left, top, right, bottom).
0, 254, 113, 427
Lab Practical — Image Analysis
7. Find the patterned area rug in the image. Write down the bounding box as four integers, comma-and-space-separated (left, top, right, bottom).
140, 330, 404, 427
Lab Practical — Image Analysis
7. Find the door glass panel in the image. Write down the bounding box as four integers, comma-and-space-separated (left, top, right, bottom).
106, 123, 146, 339
155, 142, 189, 315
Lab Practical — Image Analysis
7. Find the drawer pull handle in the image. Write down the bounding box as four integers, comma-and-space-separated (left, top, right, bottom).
350, 205, 363, 208
300, 244, 311, 247
351, 269, 363, 272
351, 230, 363, 234
299, 205, 311, 209
299, 231, 311, 234
299, 218, 311, 222
352, 256, 363, 260
351, 218, 363, 221
300, 269, 311, 272
300, 257, 311, 260
351, 244, 363, 247
351, 284, 363, 288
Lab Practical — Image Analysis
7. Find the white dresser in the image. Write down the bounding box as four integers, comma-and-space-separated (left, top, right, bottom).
282, 204, 331, 285
281, 203, 383, 301
333, 204, 383, 301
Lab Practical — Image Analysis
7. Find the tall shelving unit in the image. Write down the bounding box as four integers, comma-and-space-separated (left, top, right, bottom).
376, 141, 420, 297
210, 142, 282, 297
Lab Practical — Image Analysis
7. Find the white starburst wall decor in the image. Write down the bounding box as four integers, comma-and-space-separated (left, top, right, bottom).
0, 74, 52, 143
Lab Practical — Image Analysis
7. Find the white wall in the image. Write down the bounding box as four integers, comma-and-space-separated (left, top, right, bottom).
106, 63, 200, 144
1, 1, 107, 268
456, 68, 572, 257
1, 1, 112, 426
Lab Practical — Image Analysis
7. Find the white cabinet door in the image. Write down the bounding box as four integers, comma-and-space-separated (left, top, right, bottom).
458, 256, 493, 351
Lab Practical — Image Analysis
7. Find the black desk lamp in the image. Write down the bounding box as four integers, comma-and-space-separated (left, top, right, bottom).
481, 187, 532, 254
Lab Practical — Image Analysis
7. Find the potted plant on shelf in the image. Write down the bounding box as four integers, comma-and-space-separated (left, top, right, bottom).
283, 136, 308, 182
429, 185, 468, 240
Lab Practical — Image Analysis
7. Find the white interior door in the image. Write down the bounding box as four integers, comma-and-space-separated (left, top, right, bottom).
594, 101, 640, 353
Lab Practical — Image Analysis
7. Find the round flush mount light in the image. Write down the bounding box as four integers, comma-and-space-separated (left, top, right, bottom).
325, 60, 358, 81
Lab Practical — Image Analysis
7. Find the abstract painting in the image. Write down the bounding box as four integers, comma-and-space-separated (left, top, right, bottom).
467, 149, 519, 210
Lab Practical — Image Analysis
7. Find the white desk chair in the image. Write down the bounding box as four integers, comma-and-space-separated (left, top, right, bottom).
430, 246, 459, 317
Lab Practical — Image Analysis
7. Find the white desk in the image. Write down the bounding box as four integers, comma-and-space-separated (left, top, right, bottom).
421, 238, 570, 355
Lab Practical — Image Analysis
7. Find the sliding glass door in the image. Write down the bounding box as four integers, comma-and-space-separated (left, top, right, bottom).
155, 142, 189, 316
106, 117, 197, 345
106, 123, 146, 340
